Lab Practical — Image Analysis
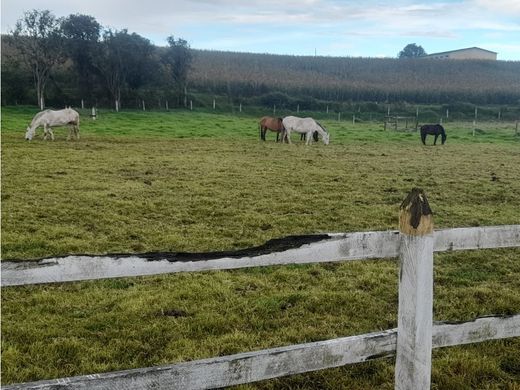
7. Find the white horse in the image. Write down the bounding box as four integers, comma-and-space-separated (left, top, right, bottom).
282, 116, 329, 145
25, 108, 80, 141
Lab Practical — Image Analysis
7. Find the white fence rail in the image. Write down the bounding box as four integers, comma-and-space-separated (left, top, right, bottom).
2, 189, 519, 390
2, 226, 519, 287
3, 315, 519, 390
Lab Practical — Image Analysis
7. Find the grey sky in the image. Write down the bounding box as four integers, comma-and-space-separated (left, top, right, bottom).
2, 0, 520, 59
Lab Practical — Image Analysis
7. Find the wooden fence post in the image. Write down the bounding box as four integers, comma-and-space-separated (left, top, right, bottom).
395, 188, 434, 390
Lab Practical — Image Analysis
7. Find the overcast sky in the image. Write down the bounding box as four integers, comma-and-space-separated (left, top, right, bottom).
2, 0, 520, 60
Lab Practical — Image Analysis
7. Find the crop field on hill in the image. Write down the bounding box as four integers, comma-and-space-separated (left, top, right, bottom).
1, 107, 519, 388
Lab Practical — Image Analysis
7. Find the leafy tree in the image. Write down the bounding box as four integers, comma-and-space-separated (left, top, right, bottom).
398, 43, 427, 58
162, 36, 193, 107
61, 14, 101, 104
93, 29, 154, 111
12, 9, 65, 109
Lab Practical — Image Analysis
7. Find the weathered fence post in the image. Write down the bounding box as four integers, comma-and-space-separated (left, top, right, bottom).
91, 107, 97, 120
395, 188, 434, 390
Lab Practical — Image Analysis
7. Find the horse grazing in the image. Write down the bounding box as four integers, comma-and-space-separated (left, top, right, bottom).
25, 108, 80, 141
259, 116, 284, 142
420, 124, 446, 145
282, 116, 329, 145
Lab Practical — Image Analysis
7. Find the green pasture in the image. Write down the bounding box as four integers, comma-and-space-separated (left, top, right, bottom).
1, 107, 519, 388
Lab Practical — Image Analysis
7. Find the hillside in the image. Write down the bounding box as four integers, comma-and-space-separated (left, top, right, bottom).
188, 50, 520, 105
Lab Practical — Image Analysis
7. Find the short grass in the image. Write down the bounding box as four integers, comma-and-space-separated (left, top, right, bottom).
1, 106, 519, 388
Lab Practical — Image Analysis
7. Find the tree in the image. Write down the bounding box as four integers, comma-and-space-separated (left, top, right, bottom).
93, 29, 154, 111
12, 9, 65, 109
399, 43, 427, 59
162, 36, 193, 107
61, 14, 101, 104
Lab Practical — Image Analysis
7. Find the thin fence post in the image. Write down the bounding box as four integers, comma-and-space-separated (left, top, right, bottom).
338, 112, 341, 122
81, 99, 85, 109
395, 188, 434, 390
239, 103, 242, 113
142, 100, 146, 111
213, 99, 216, 110
297, 104, 300, 114
273, 104, 276, 115
90, 107, 97, 120
166, 100, 169, 111
352, 114, 355, 125
190, 100, 193, 111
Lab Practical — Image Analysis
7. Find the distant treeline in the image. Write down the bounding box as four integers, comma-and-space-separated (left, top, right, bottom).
2, 10, 520, 111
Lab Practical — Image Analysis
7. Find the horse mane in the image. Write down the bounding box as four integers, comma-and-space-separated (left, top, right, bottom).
315, 121, 327, 133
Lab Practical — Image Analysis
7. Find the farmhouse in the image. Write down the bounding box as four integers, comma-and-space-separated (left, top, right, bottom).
422, 47, 497, 60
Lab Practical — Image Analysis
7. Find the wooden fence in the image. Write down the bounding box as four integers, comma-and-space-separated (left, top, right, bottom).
2, 189, 519, 389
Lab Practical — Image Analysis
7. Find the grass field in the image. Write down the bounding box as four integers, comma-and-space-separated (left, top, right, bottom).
1, 106, 520, 388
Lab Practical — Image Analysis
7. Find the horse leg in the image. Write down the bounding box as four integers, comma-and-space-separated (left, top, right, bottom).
276, 131, 280, 142
280, 129, 287, 143
421, 133, 426, 145
434, 134, 439, 145
306, 131, 312, 145
43, 124, 49, 140
286, 129, 292, 144
75, 125, 80, 140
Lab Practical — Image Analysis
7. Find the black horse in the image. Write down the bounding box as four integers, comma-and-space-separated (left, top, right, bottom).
420, 124, 447, 145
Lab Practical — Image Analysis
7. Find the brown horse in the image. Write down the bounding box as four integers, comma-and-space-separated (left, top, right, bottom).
259, 116, 284, 141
